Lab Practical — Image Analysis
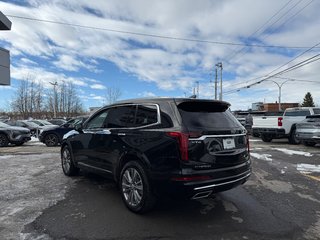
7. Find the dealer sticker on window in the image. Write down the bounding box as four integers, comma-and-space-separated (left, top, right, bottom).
223, 138, 235, 149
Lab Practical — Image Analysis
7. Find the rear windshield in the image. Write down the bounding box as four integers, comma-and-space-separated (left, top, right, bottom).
177, 102, 242, 131
313, 108, 320, 114
285, 110, 310, 116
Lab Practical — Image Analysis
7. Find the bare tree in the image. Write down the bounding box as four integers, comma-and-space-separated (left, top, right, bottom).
11, 77, 84, 119
104, 87, 122, 105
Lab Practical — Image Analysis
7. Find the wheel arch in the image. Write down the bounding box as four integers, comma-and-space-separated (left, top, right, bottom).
115, 151, 151, 183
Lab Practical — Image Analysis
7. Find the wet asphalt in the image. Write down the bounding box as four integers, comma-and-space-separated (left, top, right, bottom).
1, 138, 319, 240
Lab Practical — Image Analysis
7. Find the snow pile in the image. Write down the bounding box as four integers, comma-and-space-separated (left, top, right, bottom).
272, 148, 313, 157
297, 164, 320, 173
250, 153, 272, 162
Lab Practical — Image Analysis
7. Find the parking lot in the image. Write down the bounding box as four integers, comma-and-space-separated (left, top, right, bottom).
0, 137, 319, 240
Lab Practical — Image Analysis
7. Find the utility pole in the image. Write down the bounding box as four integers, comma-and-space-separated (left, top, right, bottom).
49, 81, 58, 118
214, 66, 218, 100
215, 62, 223, 100
216, 62, 223, 100
196, 81, 199, 98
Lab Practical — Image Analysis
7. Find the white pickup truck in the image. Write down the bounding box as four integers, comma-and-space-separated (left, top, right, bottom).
252, 107, 320, 144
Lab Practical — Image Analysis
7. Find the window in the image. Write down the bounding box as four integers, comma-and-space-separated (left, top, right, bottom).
106, 105, 137, 128
86, 110, 109, 129
177, 102, 242, 131
135, 104, 158, 127
313, 109, 320, 114
285, 110, 311, 116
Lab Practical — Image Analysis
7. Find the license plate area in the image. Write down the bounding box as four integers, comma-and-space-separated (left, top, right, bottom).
223, 138, 235, 150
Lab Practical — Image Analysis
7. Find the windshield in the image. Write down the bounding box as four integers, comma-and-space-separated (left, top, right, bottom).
0, 121, 10, 127
40, 120, 54, 125
21, 121, 39, 127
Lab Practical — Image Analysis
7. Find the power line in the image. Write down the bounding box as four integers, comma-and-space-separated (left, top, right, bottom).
224, 39, 320, 93
274, 76, 319, 83
5, 14, 320, 50
224, 0, 296, 63
224, 52, 320, 95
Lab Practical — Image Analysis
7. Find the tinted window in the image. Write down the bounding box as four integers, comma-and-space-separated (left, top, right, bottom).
313, 108, 320, 114
178, 102, 242, 131
135, 105, 158, 127
285, 110, 310, 116
106, 105, 137, 128
86, 110, 109, 129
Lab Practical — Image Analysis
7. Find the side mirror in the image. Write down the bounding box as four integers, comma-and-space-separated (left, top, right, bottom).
74, 123, 83, 132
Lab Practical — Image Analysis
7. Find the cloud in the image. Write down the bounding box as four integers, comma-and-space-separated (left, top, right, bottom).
1, 0, 320, 109
90, 84, 106, 90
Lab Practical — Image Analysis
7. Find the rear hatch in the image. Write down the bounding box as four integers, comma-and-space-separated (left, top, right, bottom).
176, 100, 249, 170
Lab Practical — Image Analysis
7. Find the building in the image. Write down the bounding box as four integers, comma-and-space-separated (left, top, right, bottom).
252, 102, 264, 111
263, 103, 299, 112
0, 12, 11, 86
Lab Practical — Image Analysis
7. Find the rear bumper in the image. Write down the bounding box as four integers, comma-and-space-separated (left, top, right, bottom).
153, 161, 251, 199
9, 133, 31, 143
296, 132, 320, 142
253, 128, 286, 138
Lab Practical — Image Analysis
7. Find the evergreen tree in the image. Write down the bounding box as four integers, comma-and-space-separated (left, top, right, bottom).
301, 92, 315, 107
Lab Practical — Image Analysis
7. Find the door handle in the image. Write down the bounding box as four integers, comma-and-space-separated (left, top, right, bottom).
117, 133, 126, 136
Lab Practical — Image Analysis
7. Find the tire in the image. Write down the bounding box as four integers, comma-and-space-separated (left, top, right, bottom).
0, 133, 9, 147
288, 129, 300, 145
15, 142, 24, 146
261, 134, 272, 142
119, 161, 156, 213
61, 145, 79, 176
303, 141, 316, 147
44, 133, 59, 147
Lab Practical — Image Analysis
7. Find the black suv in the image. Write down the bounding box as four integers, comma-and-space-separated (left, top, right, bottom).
39, 117, 87, 146
61, 98, 251, 213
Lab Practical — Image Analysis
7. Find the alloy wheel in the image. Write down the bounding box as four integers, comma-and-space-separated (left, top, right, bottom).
121, 168, 144, 207
45, 134, 58, 146
62, 147, 71, 173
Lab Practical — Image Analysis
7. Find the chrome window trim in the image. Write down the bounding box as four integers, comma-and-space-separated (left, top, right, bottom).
85, 103, 161, 131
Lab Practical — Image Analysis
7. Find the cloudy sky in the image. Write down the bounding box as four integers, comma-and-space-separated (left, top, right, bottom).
0, 0, 320, 111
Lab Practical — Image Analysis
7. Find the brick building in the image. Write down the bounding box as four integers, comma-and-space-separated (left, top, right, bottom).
262, 103, 299, 112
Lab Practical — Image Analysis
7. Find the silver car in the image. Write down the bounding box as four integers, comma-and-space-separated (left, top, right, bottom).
295, 115, 320, 146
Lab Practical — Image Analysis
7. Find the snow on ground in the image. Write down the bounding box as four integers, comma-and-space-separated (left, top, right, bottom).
28, 137, 45, 146
297, 164, 320, 173
272, 148, 313, 157
250, 153, 273, 162
0, 153, 76, 239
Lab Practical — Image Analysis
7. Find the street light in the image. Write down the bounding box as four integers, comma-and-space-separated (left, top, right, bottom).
49, 81, 58, 118
264, 79, 293, 111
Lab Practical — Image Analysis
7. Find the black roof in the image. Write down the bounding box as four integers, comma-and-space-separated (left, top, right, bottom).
110, 97, 231, 107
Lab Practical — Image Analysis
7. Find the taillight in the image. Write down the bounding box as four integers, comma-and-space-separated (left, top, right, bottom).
278, 117, 283, 127
166, 132, 189, 161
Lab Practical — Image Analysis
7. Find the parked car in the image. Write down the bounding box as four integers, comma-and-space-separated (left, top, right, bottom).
28, 119, 58, 128
295, 115, 320, 146
48, 118, 67, 126
5, 120, 41, 137
252, 107, 320, 144
0, 121, 31, 147
61, 98, 251, 213
39, 116, 87, 147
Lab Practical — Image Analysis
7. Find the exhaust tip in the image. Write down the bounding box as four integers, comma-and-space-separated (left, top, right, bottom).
192, 190, 212, 200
